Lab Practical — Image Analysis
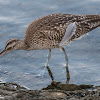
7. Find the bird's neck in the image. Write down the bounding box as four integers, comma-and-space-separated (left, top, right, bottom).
17, 39, 28, 50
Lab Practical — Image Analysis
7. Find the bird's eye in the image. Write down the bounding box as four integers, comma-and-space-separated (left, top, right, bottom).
6, 47, 13, 50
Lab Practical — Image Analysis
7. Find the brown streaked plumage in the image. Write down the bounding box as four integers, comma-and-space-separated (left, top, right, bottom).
24, 14, 100, 50
0, 13, 100, 83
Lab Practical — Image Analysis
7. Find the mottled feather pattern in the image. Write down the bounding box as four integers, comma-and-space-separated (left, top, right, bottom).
24, 13, 100, 50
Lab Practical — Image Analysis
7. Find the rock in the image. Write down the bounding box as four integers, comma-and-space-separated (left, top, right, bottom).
0, 82, 100, 100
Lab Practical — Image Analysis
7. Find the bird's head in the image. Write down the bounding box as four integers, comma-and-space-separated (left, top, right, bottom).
0, 38, 25, 56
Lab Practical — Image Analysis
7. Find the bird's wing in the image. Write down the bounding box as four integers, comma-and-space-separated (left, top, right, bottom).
59, 22, 77, 47
37, 29, 61, 41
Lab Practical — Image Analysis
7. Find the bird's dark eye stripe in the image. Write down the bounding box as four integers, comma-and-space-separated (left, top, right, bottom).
6, 47, 12, 50
6, 40, 18, 47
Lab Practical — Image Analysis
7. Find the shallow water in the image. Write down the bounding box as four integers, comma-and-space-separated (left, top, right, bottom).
0, 0, 100, 90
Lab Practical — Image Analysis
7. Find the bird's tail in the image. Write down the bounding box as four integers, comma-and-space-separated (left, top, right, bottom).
67, 15, 100, 42
85, 15, 100, 28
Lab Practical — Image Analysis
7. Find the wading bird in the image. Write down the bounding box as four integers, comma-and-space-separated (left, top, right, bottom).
0, 13, 100, 83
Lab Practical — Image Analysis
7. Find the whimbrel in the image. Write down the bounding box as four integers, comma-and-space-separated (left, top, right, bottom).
0, 13, 100, 83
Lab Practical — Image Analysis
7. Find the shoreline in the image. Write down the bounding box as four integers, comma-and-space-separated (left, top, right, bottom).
0, 82, 100, 100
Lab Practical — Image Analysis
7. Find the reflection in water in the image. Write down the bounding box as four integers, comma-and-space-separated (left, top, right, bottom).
46, 65, 70, 84
46, 66, 54, 82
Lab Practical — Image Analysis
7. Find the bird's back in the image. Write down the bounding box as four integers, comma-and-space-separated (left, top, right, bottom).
24, 13, 100, 50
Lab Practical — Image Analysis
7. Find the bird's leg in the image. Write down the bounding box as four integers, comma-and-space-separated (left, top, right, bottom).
45, 49, 54, 82
62, 48, 70, 84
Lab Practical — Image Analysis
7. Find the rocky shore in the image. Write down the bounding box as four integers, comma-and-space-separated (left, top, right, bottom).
0, 82, 100, 100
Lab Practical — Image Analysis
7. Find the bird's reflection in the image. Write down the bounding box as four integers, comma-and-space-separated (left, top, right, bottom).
45, 65, 93, 91
46, 65, 70, 84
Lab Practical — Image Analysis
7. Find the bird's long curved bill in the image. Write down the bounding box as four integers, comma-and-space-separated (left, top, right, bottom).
0, 49, 8, 56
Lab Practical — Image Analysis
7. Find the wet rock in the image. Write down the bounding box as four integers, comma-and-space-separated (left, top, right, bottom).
43, 81, 93, 91
0, 82, 100, 100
